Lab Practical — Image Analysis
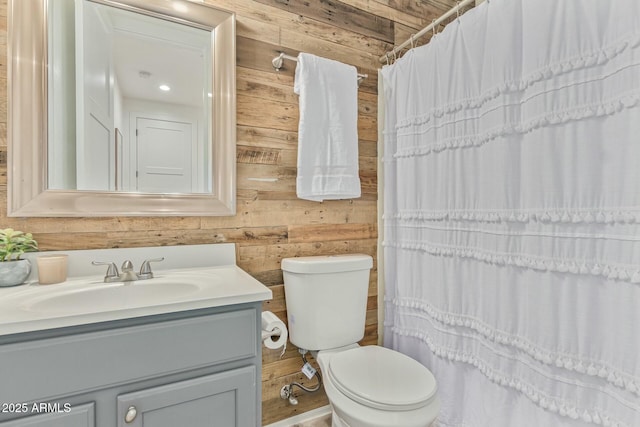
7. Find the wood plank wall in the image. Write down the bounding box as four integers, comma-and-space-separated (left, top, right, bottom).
0, 0, 461, 424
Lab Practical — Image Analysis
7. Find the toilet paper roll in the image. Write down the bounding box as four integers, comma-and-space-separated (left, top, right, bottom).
261, 311, 288, 355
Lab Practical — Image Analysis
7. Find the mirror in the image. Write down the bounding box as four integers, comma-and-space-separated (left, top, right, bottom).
8, 0, 236, 216
49, 0, 214, 194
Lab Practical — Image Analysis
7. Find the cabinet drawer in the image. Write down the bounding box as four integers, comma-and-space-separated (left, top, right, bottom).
116, 366, 256, 427
0, 403, 94, 427
1, 309, 256, 404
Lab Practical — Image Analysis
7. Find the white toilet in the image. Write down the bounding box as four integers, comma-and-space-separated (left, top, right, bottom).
282, 254, 440, 427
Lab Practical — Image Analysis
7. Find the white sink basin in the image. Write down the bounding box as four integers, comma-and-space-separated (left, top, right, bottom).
23, 279, 204, 315
0, 266, 272, 336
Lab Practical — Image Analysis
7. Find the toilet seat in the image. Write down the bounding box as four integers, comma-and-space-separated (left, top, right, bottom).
327, 346, 437, 412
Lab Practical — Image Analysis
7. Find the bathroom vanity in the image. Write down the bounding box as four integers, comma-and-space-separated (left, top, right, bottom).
0, 244, 272, 427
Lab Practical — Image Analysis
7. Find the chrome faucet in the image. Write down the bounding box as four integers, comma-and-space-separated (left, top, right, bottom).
119, 260, 139, 282
92, 258, 164, 283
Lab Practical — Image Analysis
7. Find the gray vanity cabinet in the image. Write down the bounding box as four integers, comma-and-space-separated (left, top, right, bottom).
116, 367, 255, 427
0, 304, 262, 427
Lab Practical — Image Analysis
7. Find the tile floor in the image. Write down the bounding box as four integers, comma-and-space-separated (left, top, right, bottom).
290, 414, 442, 427
292, 413, 332, 427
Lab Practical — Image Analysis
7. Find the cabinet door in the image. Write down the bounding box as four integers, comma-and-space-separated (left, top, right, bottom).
0, 403, 94, 427
117, 366, 256, 427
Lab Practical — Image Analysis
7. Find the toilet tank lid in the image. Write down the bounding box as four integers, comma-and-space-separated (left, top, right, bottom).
281, 254, 373, 274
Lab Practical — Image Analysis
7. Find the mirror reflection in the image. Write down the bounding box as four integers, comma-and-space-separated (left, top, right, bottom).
48, 0, 213, 194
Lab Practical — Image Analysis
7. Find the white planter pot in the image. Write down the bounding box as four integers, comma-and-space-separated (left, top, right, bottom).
0, 259, 32, 287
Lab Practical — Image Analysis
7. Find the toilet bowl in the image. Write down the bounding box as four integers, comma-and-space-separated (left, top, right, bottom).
315, 345, 440, 427
281, 254, 440, 427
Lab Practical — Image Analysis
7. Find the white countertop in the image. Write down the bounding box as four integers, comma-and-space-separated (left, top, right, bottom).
0, 244, 272, 336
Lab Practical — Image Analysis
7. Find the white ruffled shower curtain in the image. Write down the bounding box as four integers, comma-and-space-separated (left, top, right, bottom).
380, 0, 640, 426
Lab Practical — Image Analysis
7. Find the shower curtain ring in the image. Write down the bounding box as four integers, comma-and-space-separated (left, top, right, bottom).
410, 34, 416, 49
432, 19, 437, 37
456, 1, 461, 21
385, 53, 390, 66
392, 50, 397, 62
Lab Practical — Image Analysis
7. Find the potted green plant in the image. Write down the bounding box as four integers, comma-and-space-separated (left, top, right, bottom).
0, 228, 39, 287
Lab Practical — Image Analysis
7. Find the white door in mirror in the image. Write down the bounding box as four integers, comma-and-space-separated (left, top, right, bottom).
136, 118, 195, 193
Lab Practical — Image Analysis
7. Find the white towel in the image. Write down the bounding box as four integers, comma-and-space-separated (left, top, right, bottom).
294, 53, 361, 202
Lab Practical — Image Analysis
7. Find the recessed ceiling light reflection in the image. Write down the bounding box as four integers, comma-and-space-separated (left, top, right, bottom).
159, 85, 171, 91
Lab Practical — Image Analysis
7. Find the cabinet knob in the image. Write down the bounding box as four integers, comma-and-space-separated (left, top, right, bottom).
125, 406, 137, 423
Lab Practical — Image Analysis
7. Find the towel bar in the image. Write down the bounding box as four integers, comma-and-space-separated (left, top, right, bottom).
271, 52, 368, 84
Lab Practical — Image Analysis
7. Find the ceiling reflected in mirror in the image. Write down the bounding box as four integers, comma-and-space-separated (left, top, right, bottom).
48, 0, 213, 194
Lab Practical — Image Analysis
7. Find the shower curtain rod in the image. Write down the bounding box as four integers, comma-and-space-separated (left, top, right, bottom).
272, 52, 369, 83
379, 0, 476, 63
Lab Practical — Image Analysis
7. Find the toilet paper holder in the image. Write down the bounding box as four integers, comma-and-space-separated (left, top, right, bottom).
261, 329, 282, 340
261, 311, 288, 356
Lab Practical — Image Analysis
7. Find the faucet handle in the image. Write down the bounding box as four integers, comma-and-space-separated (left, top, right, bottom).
92, 261, 119, 282
138, 257, 165, 280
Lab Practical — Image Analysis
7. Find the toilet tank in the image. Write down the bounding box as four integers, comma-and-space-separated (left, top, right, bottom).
281, 254, 373, 351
